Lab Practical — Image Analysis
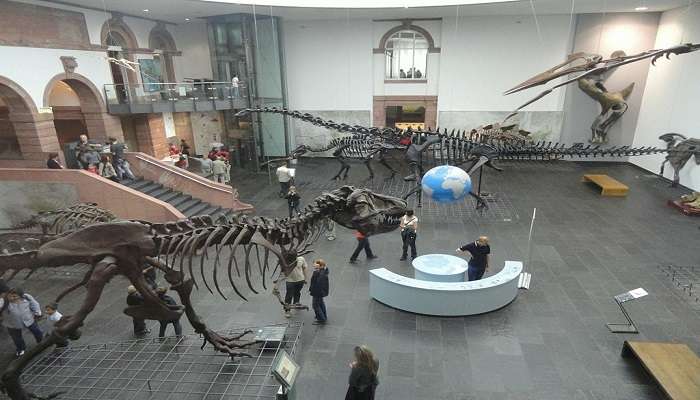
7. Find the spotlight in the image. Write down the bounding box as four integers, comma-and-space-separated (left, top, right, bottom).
635, 6, 648, 11
143, 9, 150, 12
185, 17, 191, 21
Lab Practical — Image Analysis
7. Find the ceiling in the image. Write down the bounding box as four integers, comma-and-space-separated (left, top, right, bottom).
47, 0, 699, 23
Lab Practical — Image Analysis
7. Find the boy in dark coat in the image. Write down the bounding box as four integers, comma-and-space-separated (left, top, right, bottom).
156, 287, 183, 338
309, 259, 329, 325
126, 286, 149, 336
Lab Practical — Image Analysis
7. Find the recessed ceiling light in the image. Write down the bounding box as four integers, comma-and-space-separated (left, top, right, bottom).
143, 8, 150, 12
635, 6, 648, 11
185, 17, 191, 21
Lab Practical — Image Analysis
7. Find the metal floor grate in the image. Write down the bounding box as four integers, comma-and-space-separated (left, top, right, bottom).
21, 323, 302, 400
658, 265, 700, 310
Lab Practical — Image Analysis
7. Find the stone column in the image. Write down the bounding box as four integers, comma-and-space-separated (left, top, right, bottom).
134, 113, 168, 158
83, 111, 124, 142
10, 112, 61, 163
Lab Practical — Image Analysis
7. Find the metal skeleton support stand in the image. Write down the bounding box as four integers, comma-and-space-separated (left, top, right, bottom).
518, 208, 535, 290
607, 299, 639, 333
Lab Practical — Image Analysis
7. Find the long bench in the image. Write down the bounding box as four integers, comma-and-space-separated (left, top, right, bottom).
369, 261, 523, 316
582, 174, 629, 196
622, 340, 700, 400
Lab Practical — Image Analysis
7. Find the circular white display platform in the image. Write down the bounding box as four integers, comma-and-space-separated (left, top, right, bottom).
412, 254, 468, 282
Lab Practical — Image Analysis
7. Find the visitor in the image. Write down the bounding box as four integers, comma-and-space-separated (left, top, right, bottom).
175, 155, 188, 169
179, 139, 191, 156
46, 153, 63, 169
143, 264, 157, 290
456, 236, 491, 281
212, 156, 228, 184
232, 75, 240, 97
309, 259, 329, 325
126, 285, 149, 337
98, 155, 119, 183
286, 186, 301, 218
414, 69, 423, 78
76, 134, 101, 170
168, 143, 180, 157
109, 137, 135, 180
44, 303, 62, 335
284, 255, 308, 318
399, 69, 406, 79
276, 162, 294, 198
345, 345, 379, 400
156, 287, 182, 338
208, 147, 219, 161
399, 209, 418, 261
0, 288, 44, 357
349, 230, 377, 264
87, 163, 99, 175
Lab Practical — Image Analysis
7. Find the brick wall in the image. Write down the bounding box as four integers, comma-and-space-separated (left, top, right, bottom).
0, 1, 91, 49
133, 113, 169, 159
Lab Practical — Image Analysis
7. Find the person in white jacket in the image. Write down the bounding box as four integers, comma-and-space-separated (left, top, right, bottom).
0, 288, 43, 357
284, 256, 308, 318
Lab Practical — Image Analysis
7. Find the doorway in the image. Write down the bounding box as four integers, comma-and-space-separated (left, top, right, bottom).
385, 105, 426, 130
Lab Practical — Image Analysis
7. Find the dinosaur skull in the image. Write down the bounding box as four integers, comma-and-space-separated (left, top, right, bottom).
329, 186, 408, 236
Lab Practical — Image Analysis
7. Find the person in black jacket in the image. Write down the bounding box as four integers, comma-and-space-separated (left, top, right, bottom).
46, 153, 63, 169
286, 186, 301, 217
156, 287, 182, 338
126, 286, 149, 336
309, 259, 329, 325
345, 345, 379, 400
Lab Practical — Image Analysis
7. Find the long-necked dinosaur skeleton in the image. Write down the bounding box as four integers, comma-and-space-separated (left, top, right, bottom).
0, 186, 407, 400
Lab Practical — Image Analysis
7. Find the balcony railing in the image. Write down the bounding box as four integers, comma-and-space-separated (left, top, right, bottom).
104, 82, 249, 114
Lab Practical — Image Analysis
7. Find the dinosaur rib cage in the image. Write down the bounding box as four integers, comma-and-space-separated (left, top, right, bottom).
240, 107, 667, 161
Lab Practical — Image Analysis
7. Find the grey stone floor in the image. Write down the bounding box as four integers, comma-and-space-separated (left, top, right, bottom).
2, 157, 699, 399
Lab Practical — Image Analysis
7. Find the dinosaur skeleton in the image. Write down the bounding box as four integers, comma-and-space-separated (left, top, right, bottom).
0, 186, 407, 400
659, 133, 700, 187
0, 203, 117, 235
238, 107, 666, 207
503, 43, 700, 122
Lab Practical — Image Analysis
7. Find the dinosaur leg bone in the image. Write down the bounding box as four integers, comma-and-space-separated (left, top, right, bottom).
1, 256, 119, 400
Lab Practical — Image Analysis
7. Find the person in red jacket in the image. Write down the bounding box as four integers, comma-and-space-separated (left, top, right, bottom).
349, 231, 378, 264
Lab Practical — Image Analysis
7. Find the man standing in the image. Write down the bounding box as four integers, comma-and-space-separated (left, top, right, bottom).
126, 286, 149, 337
276, 162, 294, 198
399, 210, 418, 261
309, 259, 329, 325
109, 137, 135, 180
456, 236, 490, 281
349, 230, 378, 264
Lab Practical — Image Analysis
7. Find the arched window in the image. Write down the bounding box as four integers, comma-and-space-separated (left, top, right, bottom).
385, 30, 428, 80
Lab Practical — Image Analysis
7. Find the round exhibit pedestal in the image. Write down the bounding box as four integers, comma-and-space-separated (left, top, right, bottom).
412, 254, 468, 282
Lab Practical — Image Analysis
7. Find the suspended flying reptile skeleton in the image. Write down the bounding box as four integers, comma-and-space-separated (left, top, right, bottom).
0, 188, 408, 400
503, 43, 700, 143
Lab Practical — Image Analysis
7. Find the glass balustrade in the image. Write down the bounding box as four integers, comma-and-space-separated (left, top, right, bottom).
104, 82, 248, 110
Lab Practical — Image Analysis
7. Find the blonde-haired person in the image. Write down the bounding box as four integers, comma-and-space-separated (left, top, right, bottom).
308, 259, 329, 325
345, 345, 379, 400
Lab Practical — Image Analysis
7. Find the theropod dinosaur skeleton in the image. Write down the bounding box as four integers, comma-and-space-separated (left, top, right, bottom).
238, 107, 666, 207
0, 186, 407, 400
659, 133, 700, 187
0, 203, 117, 235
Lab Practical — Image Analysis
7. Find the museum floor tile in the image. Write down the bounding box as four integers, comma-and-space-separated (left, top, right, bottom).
1, 158, 698, 400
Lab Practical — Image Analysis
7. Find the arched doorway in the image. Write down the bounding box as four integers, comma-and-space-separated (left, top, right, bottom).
0, 76, 59, 165
149, 25, 178, 82
101, 17, 139, 104
44, 73, 124, 148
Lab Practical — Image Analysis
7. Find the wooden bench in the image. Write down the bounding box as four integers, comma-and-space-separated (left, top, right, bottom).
622, 341, 700, 400
582, 174, 629, 196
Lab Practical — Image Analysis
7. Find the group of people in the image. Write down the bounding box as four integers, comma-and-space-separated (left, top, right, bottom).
169, 139, 191, 170
48, 134, 136, 183
0, 281, 62, 358
348, 209, 492, 281
126, 266, 183, 338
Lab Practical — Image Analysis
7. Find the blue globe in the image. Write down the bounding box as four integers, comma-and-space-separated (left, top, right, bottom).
421, 165, 472, 203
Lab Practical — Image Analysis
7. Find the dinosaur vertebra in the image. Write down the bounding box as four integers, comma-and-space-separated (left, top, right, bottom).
0, 186, 407, 400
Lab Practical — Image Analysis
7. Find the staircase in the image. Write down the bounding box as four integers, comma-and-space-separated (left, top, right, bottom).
123, 178, 238, 220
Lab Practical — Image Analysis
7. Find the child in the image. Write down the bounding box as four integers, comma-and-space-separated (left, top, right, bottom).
286, 186, 301, 218
309, 259, 329, 325
44, 303, 63, 334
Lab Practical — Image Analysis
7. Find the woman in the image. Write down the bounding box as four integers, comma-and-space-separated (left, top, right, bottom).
46, 153, 63, 169
0, 288, 44, 357
399, 209, 418, 261
98, 155, 119, 183
345, 345, 379, 400
284, 255, 308, 318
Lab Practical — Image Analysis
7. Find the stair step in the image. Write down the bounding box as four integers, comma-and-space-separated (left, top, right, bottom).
185, 202, 211, 217
157, 190, 182, 203
130, 179, 153, 191
169, 195, 193, 208
141, 183, 164, 195
177, 198, 201, 213
121, 178, 138, 187
201, 205, 222, 217
149, 187, 172, 199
